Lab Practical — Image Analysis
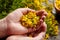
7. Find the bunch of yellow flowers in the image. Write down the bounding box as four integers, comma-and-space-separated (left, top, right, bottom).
55, 0, 60, 9
20, 11, 40, 28
19, 0, 59, 40
44, 12, 59, 40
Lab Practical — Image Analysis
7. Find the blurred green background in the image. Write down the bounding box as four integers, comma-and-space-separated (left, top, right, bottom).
0, 0, 25, 19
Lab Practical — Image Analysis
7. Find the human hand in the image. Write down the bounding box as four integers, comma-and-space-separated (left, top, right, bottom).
0, 8, 47, 39
5, 8, 36, 35
6, 8, 47, 40
5, 8, 47, 35
6, 22, 47, 40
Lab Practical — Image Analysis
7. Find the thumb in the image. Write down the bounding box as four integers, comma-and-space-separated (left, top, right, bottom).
34, 22, 47, 40
34, 32, 45, 40
7, 22, 28, 35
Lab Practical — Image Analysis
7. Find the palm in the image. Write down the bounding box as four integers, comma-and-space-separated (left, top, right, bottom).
6, 8, 31, 35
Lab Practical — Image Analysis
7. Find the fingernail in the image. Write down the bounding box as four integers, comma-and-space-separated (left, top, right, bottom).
43, 12, 48, 16
41, 16, 46, 21
40, 19, 43, 23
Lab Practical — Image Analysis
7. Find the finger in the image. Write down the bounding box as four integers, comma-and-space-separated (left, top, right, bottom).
36, 19, 43, 30
7, 22, 28, 35
6, 35, 34, 40
36, 10, 47, 22
41, 15, 46, 21
40, 22, 47, 32
39, 19, 43, 24
6, 8, 35, 22
35, 22, 47, 35
18, 8, 35, 15
36, 10, 47, 16
34, 32, 46, 40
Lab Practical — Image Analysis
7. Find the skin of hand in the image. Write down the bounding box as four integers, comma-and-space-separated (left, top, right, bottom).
6, 8, 47, 40
6, 22, 47, 40
6, 8, 47, 35
0, 8, 47, 40
0, 8, 35, 38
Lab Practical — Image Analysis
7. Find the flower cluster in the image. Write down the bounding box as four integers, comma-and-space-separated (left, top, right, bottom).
44, 12, 59, 40
55, 0, 60, 9
20, 11, 40, 28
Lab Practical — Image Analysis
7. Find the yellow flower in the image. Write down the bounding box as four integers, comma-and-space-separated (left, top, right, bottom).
34, 0, 40, 6
45, 34, 49, 39
28, 12, 36, 18
55, 26, 58, 30
49, 21, 52, 25
55, 32, 58, 35
47, 12, 52, 18
33, 19, 37, 24
56, 0, 60, 9
21, 15, 28, 21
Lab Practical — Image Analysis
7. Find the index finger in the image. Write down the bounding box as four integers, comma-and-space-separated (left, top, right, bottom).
18, 8, 35, 15
36, 10, 47, 16
34, 32, 46, 40
40, 22, 47, 32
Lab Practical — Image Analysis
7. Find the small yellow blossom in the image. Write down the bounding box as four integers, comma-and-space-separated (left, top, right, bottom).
45, 34, 49, 39
55, 0, 60, 9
